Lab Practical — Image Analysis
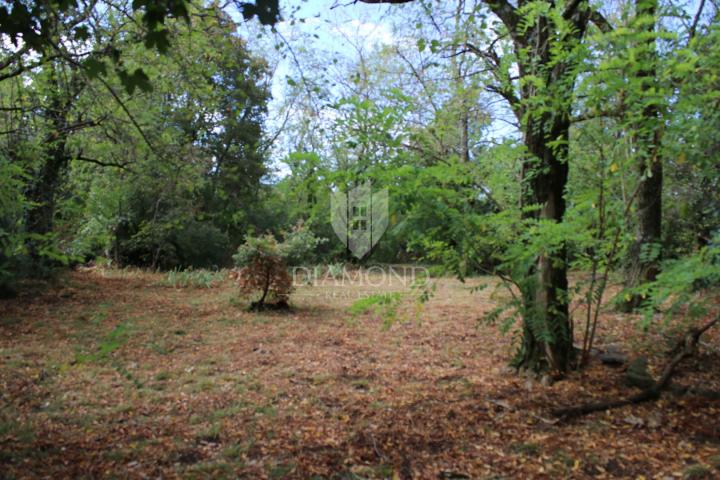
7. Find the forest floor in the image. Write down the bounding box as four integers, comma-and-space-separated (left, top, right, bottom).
1, 268, 719, 479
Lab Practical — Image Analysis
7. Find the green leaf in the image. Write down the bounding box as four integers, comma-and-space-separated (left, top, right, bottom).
83, 58, 107, 78
144, 28, 171, 53
118, 68, 153, 95
239, 0, 280, 26
73, 25, 90, 41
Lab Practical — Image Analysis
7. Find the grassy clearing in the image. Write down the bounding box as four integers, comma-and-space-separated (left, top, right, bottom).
0, 269, 718, 478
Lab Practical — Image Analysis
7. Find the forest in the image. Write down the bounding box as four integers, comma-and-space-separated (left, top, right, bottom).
0, 0, 719, 478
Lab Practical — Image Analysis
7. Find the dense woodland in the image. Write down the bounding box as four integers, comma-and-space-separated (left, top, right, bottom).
1, 0, 720, 478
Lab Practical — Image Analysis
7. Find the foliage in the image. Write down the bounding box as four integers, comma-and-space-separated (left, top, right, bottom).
0, 157, 28, 295
633, 237, 720, 330
347, 292, 403, 329
278, 222, 328, 266
163, 268, 226, 289
232, 234, 293, 309
117, 219, 230, 270
0, 0, 280, 93
232, 224, 326, 308
0, 4, 271, 275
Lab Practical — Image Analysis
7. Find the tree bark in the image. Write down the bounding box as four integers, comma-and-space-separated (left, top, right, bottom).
621, 0, 663, 311
515, 113, 573, 372
508, 3, 590, 373
24, 64, 83, 262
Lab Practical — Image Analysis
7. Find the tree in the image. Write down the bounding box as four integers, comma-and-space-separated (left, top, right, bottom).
232, 224, 325, 310
68, 5, 271, 269
361, 0, 612, 373
621, 0, 664, 311
0, 2, 272, 276
0, 0, 280, 92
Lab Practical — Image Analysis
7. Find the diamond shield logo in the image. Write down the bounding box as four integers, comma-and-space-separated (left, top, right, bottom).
330, 182, 389, 258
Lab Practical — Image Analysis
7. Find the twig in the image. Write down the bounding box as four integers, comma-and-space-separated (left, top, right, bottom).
689, 0, 707, 42
554, 315, 719, 419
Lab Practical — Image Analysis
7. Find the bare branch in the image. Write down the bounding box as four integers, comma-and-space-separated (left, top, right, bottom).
689, 0, 707, 42
394, 46, 440, 114
73, 155, 133, 171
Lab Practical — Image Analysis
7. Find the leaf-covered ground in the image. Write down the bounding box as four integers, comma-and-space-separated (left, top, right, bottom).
1, 269, 719, 479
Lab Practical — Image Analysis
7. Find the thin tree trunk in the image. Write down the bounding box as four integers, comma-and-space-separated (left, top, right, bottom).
622, 0, 663, 311
452, 0, 470, 163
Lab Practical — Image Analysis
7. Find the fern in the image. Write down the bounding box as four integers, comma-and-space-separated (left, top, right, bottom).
348, 293, 403, 329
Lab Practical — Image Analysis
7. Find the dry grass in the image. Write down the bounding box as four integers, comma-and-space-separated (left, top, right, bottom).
0, 269, 718, 479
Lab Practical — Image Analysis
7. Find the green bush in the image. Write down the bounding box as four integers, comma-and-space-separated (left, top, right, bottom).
426, 264, 447, 278
278, 222, 327, 266
0, 159, 28, 296
231, 225, 325, 309
173, 221, 230, 269
120, 220, 229, 270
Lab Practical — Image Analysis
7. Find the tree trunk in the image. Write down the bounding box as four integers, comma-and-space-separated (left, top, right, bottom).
24, 63, 85, 263
508, 6, 584, 374
452, 0, 470, 163
25, 97, 72, 261
514, 112, 573, 373
622, 0, 663, 312
25, 147, 67, 241
459, 108, 470, 163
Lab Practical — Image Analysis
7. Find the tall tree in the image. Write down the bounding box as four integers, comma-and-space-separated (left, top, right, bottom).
23, 64, 85, 258
621, 0, 663, 311
361, 0, 612, 373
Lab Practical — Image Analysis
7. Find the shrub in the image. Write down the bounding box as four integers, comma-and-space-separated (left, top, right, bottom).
232, 234, 293, 310
278, 222, 327, 266
120, 219, 229, 270
173, 221, 229, 269
0, 158, 36, 296
231, 224, 325, 310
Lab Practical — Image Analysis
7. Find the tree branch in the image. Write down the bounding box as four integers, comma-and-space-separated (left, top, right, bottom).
590, 10, 613, 33
571, 106, 624, 123
73, 155, 133, 171
395, 46, 440, 114
689, 0, 707, 42
553, 315, 720, 419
